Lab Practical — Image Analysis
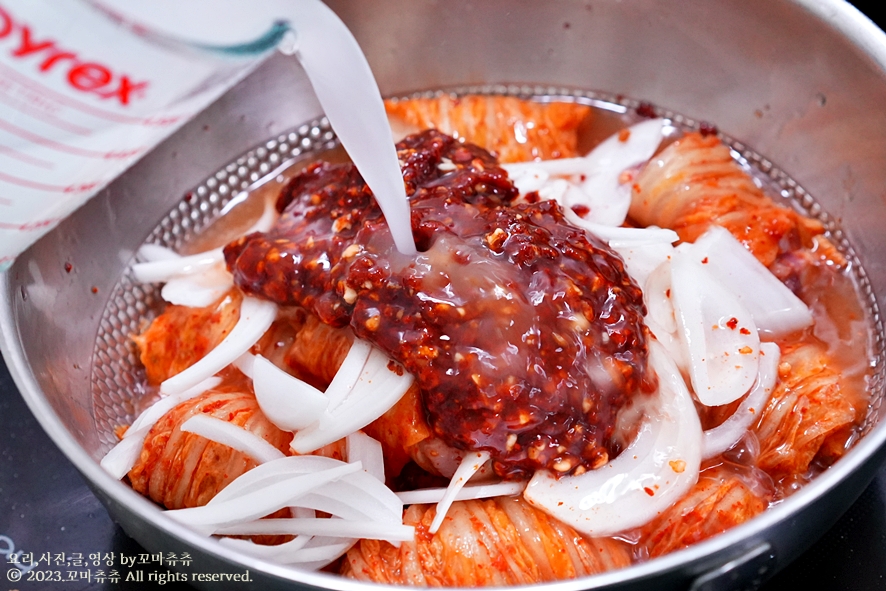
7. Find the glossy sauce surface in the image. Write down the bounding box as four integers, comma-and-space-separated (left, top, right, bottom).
224, 130, 654, 478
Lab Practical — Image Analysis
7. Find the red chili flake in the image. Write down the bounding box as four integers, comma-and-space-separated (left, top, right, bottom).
571, 204, 591, 218
90, 286, 99, 294
387, 360, 405, 376
636, 102, 657, 118
726, 317, 739, 329
699, 121, 718, 137
618, 129, 631, 143
701, 257, 709, 264
665, 289, 671, 298
183, 192, 194, 203
64, 262, 73, 273
643, 487, 655, 496
740, 327, 751, 335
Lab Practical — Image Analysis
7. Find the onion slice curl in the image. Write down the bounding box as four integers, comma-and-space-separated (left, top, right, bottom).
523, 341, 702, 537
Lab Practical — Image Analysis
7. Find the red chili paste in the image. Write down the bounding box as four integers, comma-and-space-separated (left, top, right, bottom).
225, 130, 654, 478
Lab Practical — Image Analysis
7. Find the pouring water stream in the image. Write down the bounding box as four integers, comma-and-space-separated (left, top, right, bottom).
275, 2, 417, 255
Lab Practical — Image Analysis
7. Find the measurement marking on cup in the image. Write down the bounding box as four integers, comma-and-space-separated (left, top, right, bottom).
0, 62, 153, 125
0, 116, 142, 158
0, 82, 92, 136
0, 143, 54, 168
0, 170, 95, 192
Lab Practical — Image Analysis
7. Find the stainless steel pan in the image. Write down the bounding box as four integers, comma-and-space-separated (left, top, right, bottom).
3, 1, 886, 589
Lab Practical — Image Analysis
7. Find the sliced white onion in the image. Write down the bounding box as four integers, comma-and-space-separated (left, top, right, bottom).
100, 377, 222, 479
320, 352, 410, 421
160, 263, 234, 307
324, 339, 372, 412
309, 476, 404, 522
278, 541, 354, 566
218, 535, 311, 562
569, 118, 666, 226
166, 461, 362, 534
233, 352, 256, 379
510, 167, 550, 194
347, 431, 386, 483
131, 248, 224, 283
505, 156, 592, 178
180, 414, 285, 464
562, 213, 678, 303
609, 236, 676, 289
253, 354, 328, 431
577, 222, 679, 248
291, 347, 413, 454
128, 377, 222, 433
214, 517, 414, 541
539, 177, 586, 205
645, 314, 687, 374
99, 425, 150, 479
688, 225, 813, 339
505, 119, 664, 227
429, 451, 491, 534
160, 297, 277, 396
702, 342, 780, 459
221, 535, 354, 569
397, 481, 526, 505
642, 260, 687, 371
645, 260, 677, 336
671, 250, 760, 407
168, 455, 407, 565
290, 506, 316, 519
208, 456, 403, 522
137, 243, 180, 262
293, 485, 401, 525
524, 341, 702, 537
208, 455, 349, 505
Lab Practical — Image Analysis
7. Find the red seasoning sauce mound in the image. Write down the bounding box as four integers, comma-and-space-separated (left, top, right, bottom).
225, 130, 655, 479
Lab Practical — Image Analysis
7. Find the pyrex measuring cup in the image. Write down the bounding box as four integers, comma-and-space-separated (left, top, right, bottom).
0, 0, 412, 271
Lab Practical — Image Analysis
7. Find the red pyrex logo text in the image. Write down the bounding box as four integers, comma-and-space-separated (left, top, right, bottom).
0, 4, 148, 106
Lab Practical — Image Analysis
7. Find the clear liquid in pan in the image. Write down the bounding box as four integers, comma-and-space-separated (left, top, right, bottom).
90, 88, 883, 568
